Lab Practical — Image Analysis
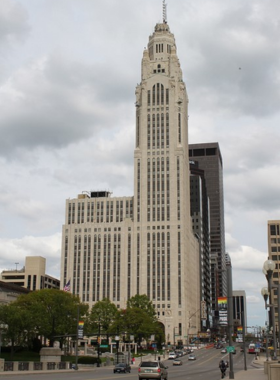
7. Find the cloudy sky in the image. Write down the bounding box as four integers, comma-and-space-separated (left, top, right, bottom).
1, 0, 280, 330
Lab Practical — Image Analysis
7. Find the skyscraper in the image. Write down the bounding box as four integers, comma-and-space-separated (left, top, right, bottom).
232, 290, 247, 335
61, 6, 200, 345
189, 143, 227, 321
190, 161, 211, 330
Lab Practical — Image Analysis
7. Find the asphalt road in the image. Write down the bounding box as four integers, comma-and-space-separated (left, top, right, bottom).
0, 346, 255, 380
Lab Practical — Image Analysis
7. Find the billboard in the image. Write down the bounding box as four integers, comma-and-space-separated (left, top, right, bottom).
201, 300, 207, 320
218, 297, 228, 326
78, 321, 84, 339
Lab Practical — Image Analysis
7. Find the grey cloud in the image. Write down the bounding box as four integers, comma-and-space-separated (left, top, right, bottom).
178, 2, 280, 118
0, 54, 135, 158
0, 0, 30, 46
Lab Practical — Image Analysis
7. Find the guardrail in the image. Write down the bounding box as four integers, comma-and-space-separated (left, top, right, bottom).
2, 361, 71, 372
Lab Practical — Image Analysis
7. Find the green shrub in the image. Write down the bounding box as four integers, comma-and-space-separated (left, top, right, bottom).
77, 356, 101, 365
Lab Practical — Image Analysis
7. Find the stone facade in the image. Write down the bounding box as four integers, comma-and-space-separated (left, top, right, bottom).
61, 17, 200, 344
1, 256, 59, 291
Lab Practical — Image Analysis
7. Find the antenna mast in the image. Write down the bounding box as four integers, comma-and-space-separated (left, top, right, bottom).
163, 0, 167, 23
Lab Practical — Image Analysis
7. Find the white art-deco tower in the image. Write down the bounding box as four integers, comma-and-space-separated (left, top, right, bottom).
61, 5, 200, 345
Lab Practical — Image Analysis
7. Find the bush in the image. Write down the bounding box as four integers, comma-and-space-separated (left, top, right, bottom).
32, 338, 42, 353
0, 346, 24, 353
77, 356, 101, 365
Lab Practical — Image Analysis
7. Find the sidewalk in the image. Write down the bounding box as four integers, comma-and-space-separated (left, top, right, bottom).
231, 355, 267, 380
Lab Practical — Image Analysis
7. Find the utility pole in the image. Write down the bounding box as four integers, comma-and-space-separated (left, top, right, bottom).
241, 312, 247, 370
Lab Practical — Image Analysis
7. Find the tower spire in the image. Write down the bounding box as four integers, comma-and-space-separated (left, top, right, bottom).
163, 0, 167, 23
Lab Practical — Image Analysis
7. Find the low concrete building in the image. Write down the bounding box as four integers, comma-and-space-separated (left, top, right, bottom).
0, 256, 59, 291
0, 281, 30, 304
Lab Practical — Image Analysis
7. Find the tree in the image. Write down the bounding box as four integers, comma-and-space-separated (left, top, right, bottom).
126, 294, 156, 318
14, 289, 88, 347
110, 307, 162, 346
0, 303, 33, 358
86, 298, 118, 336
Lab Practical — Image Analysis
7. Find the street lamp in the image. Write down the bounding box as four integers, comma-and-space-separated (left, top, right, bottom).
74, 306, 80, 370
115, 335, 120, 364
129, 335, 134, 364
226, 261, 234, 379
262, 258, 279, 360
206, 329, 211, 344
261, 286, 276, 360
97, 319, 101, 367
173, 327, 178, 347
237, 311, 247, 371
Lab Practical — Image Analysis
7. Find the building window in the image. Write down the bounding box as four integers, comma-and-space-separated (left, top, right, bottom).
147, 233, 151, 298
166, 113, 169, 147
166, 89, 169, 105
152, 85, 156, 106
136, 115, 140, 147
137, 233, 140, 294
270, 224, 280, 236
178, 113, 181, 143
147, 114, 151, 150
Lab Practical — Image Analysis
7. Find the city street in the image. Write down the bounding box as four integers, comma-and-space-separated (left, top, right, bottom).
0, 346, 255, 380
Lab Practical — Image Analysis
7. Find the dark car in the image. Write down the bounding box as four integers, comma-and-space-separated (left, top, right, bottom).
216, 343, 224, 349
113, 363, 131, 373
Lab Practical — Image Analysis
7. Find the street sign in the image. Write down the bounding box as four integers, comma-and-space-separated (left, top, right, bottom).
227, 346, 235, 353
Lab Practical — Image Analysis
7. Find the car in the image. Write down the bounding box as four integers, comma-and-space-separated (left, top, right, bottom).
188, 354, 196, 360
113, 363, 131, 373
221, 348, 227, 353
173, 359, 183, 366
138, 361, 168, 379
175, 350, 184, 357
168, 352, 177, 359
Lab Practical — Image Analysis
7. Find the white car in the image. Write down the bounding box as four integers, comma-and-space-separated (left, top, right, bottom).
168, 352, 177, 360
188, 354, 196, 360
173, 359, 183, 366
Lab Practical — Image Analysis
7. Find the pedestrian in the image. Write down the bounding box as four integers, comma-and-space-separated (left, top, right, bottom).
219, 360, 227, 379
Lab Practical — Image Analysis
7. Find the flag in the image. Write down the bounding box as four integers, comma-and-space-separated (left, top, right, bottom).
63, 279, 70, 292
